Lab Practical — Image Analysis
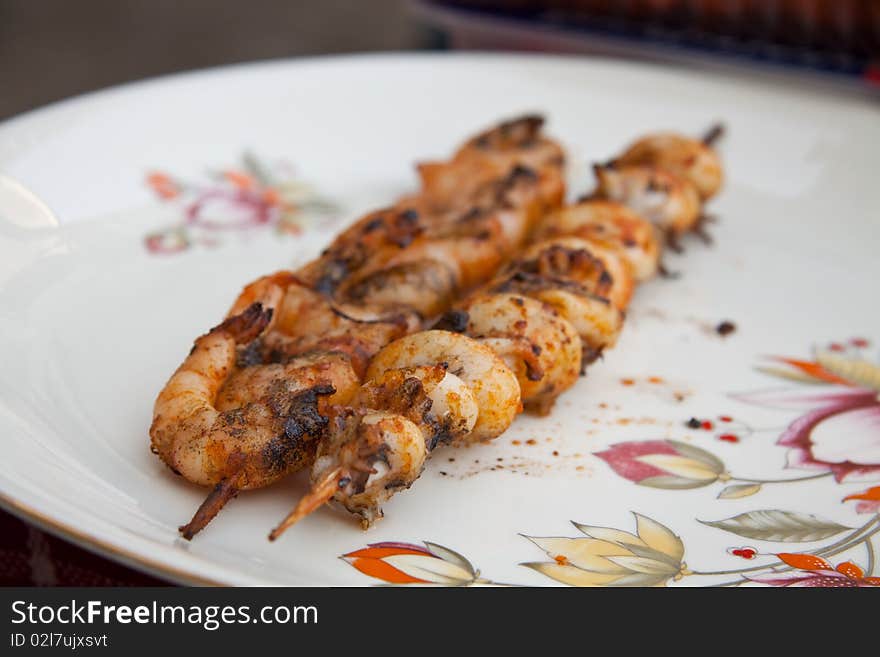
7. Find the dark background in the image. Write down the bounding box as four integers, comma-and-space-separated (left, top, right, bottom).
0, 0, 435, 121
3, 0, 877, 123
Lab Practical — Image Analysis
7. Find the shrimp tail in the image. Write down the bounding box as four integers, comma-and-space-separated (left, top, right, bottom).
702, 123, 725, 146
268, 466, 344, 541
178, 464, 244, 540
174, 304, 274, 542
692, 216, 714, 245
665, 229, 684, 254
215, 302, 273, 342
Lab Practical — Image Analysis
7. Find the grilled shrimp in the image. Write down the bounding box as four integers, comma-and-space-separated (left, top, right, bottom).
366, 212, 508, 295
615, 127, 724, 200
535, 200, 661, 282
416, 114, 566, 213
226, 271, 294, 320
270, 410, 428, 534
356, 365, 480, 445
366, 331, 520, 443
150, 303, 360, 538
521, 237, 634, 310
463, 293, 581, 415
268, 331, 516, 536
264, 283, 420, 376
593, 163, 701, 238
334, 260, 457, 319
305, 166, 547, 307
276, 363, 480, 532
156, 115, 568, 539
489, 237, 631, 374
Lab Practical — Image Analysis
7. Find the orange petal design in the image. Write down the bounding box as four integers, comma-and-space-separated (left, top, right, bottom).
146, 171, 179, 199
343, 546, 431, 560
224, 170, 256, 190
147, 171, 172, 184
844, 486, 880, 502
862, 577, 880, 586
346, 557, 428, 584
777, 553, 834, 571
770, 357, 850, 385
262, 188, 281, 206
835, 561, 864, 579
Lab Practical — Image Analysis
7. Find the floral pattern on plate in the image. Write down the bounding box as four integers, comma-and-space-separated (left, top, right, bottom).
143, 152, 337, 254
342, 542, 495, 586
343, 339, 880, 586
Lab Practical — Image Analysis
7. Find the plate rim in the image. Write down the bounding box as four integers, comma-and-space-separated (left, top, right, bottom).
0, 492, 218, 586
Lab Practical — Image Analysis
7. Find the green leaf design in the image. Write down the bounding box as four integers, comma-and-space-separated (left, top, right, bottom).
700, 510, 851, 542
242, 150, 275, 186
423, 542, 476, 578
717, 483, 762, 499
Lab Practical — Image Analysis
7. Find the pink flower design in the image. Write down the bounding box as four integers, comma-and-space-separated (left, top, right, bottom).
734, 352, 880, 483
144, 227, 189, 254
186, 188, 276, 231
143, 155, 335, 253
749, 553, 880, 587
594, 440, 725, 489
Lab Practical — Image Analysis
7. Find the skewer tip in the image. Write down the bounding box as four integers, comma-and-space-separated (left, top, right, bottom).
268, 467, 345, 541
702, 123, 725, 147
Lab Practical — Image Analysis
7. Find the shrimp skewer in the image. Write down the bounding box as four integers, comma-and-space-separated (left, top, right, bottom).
272, 201, 636, 535
271, 125, 725, 536
152, 116, 567, 538
150, 303, 360, 538
270, 331, 518, 535
615, 125, 724, 201
591, 125, 724, 251
534, 200, 661, 282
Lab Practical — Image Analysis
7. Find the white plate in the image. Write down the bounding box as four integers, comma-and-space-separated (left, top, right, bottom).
2, 53, 879, 587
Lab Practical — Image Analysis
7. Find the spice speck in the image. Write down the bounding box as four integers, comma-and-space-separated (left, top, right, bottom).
716, 320, 736, 337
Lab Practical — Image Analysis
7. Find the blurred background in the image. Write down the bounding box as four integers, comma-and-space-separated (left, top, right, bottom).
1, 0, 878, 585
2, 0, 878, 121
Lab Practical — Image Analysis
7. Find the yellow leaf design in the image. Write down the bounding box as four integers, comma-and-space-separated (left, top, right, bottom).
572, 523, 649, 549
606, 555, 678, 576
526, 536, 633, 574
815, 351, 880, 391
522, 562, 623, 587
